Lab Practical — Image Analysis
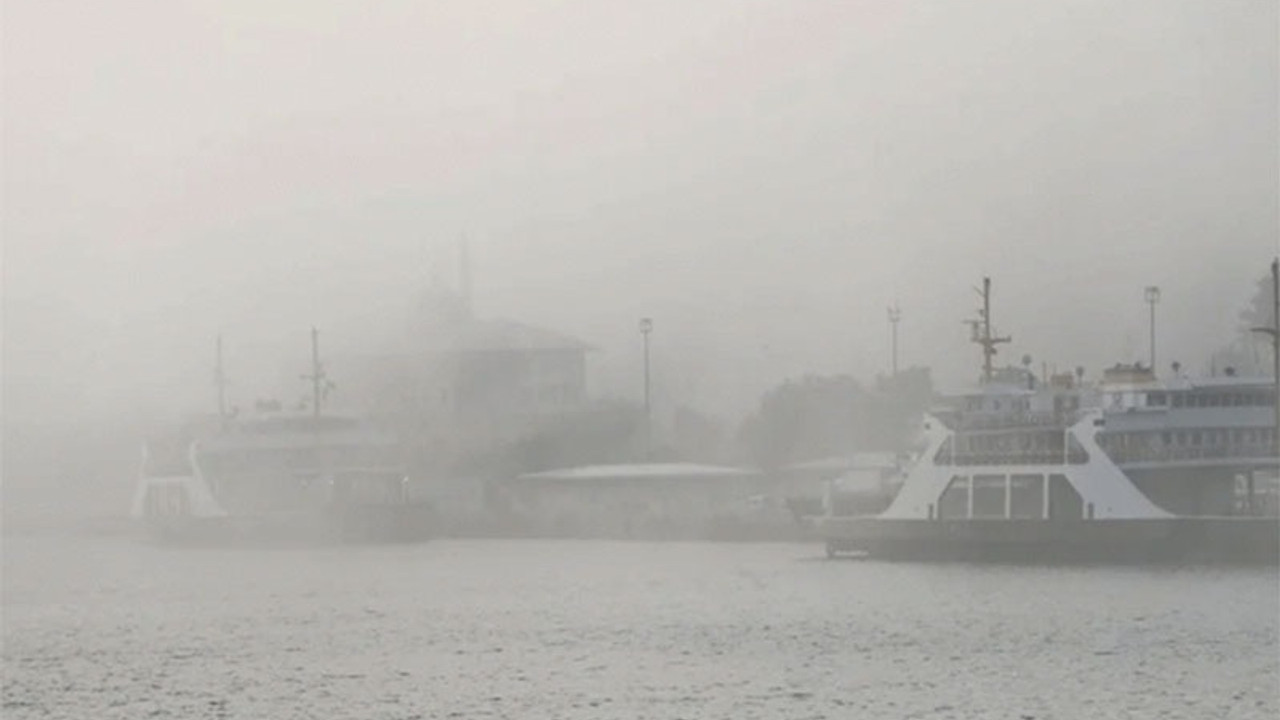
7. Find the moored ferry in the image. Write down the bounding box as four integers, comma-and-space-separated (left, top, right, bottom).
130, 332, 433, 545
817, 278, 1279, 564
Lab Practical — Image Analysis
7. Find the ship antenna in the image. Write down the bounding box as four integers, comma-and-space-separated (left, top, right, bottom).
967, 277, 1011, 383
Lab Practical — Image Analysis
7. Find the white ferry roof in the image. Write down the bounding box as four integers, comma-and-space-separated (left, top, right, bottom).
831, 468, 892, 494
1101, 374, 1276, 392
1184, 375, 1275, 389
940, 385, 1037, 397
516, 463, 759, 482
783, 453, 898, 472
198, 413, 397, 450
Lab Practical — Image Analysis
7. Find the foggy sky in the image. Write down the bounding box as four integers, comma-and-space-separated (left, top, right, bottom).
3, 0, 1277, 425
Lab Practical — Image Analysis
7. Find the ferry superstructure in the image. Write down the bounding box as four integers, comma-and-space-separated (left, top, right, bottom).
1095, 365, 1277, 516
817, 277, 1279, 563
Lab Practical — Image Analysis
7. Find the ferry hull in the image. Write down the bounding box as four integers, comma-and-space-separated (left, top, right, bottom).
818, 517, 1279, 565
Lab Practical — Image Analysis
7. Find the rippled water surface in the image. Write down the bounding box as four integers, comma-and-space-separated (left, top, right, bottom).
3, 536, 1277, 719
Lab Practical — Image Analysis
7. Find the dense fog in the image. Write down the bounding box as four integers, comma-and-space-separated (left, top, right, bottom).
5, 1, 1276, 433
3, 4, 1279, 718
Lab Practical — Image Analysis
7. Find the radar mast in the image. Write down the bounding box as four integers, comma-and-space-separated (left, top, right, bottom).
965, 277, 1011, 384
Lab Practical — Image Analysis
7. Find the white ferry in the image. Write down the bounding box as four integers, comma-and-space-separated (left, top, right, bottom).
130, 332, 432, 544
817, 278, 1279, 563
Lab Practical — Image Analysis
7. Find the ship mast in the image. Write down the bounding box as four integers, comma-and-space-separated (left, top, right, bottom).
967, 277, 1011, 383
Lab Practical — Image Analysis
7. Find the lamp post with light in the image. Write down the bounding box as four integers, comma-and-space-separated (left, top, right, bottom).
1144, 286, 1161, 372
1249, 260, 1280, 468
639, 317, 653, 459
887, 305, 901, 377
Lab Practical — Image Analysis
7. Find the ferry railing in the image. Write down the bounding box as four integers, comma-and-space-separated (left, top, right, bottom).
1107, 443, 1280, 464
954, 412, 1076, 431
934, 450, 1090, 466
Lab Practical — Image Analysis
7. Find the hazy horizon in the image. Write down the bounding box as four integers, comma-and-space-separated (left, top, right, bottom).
4, 0, 1277, 427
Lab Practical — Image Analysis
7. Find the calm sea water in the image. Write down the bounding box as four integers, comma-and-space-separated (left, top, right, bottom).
3, 535, 1277, 719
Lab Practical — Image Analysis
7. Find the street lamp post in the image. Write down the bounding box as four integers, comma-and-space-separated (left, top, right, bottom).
1144, 286, 1161, 372
1250, 259, 1280, 467
887, 305, 901, 377
639, 317, 653, 460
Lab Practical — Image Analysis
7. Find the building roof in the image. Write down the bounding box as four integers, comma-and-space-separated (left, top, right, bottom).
453, 318, 592, 353
516, 463, 759, 482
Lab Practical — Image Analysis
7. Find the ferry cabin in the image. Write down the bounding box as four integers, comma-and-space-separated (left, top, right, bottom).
1094, 366, 1278, 516
205, 416, 410, 513
902, 367, 1133, 522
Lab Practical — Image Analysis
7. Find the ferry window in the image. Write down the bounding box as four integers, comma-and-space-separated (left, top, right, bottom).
1191, 431, 1202, 446
931, 438, 954, 465
938, 476, 969, 519
1162, 432, 1171, 446
1172, 394, 1184, 408
1048, 474, 1084, 520
1010, 474, 1044, 519
1147, 392, 1166, 406
972, 475, 1006, 519
1066, 434, 1090, 463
